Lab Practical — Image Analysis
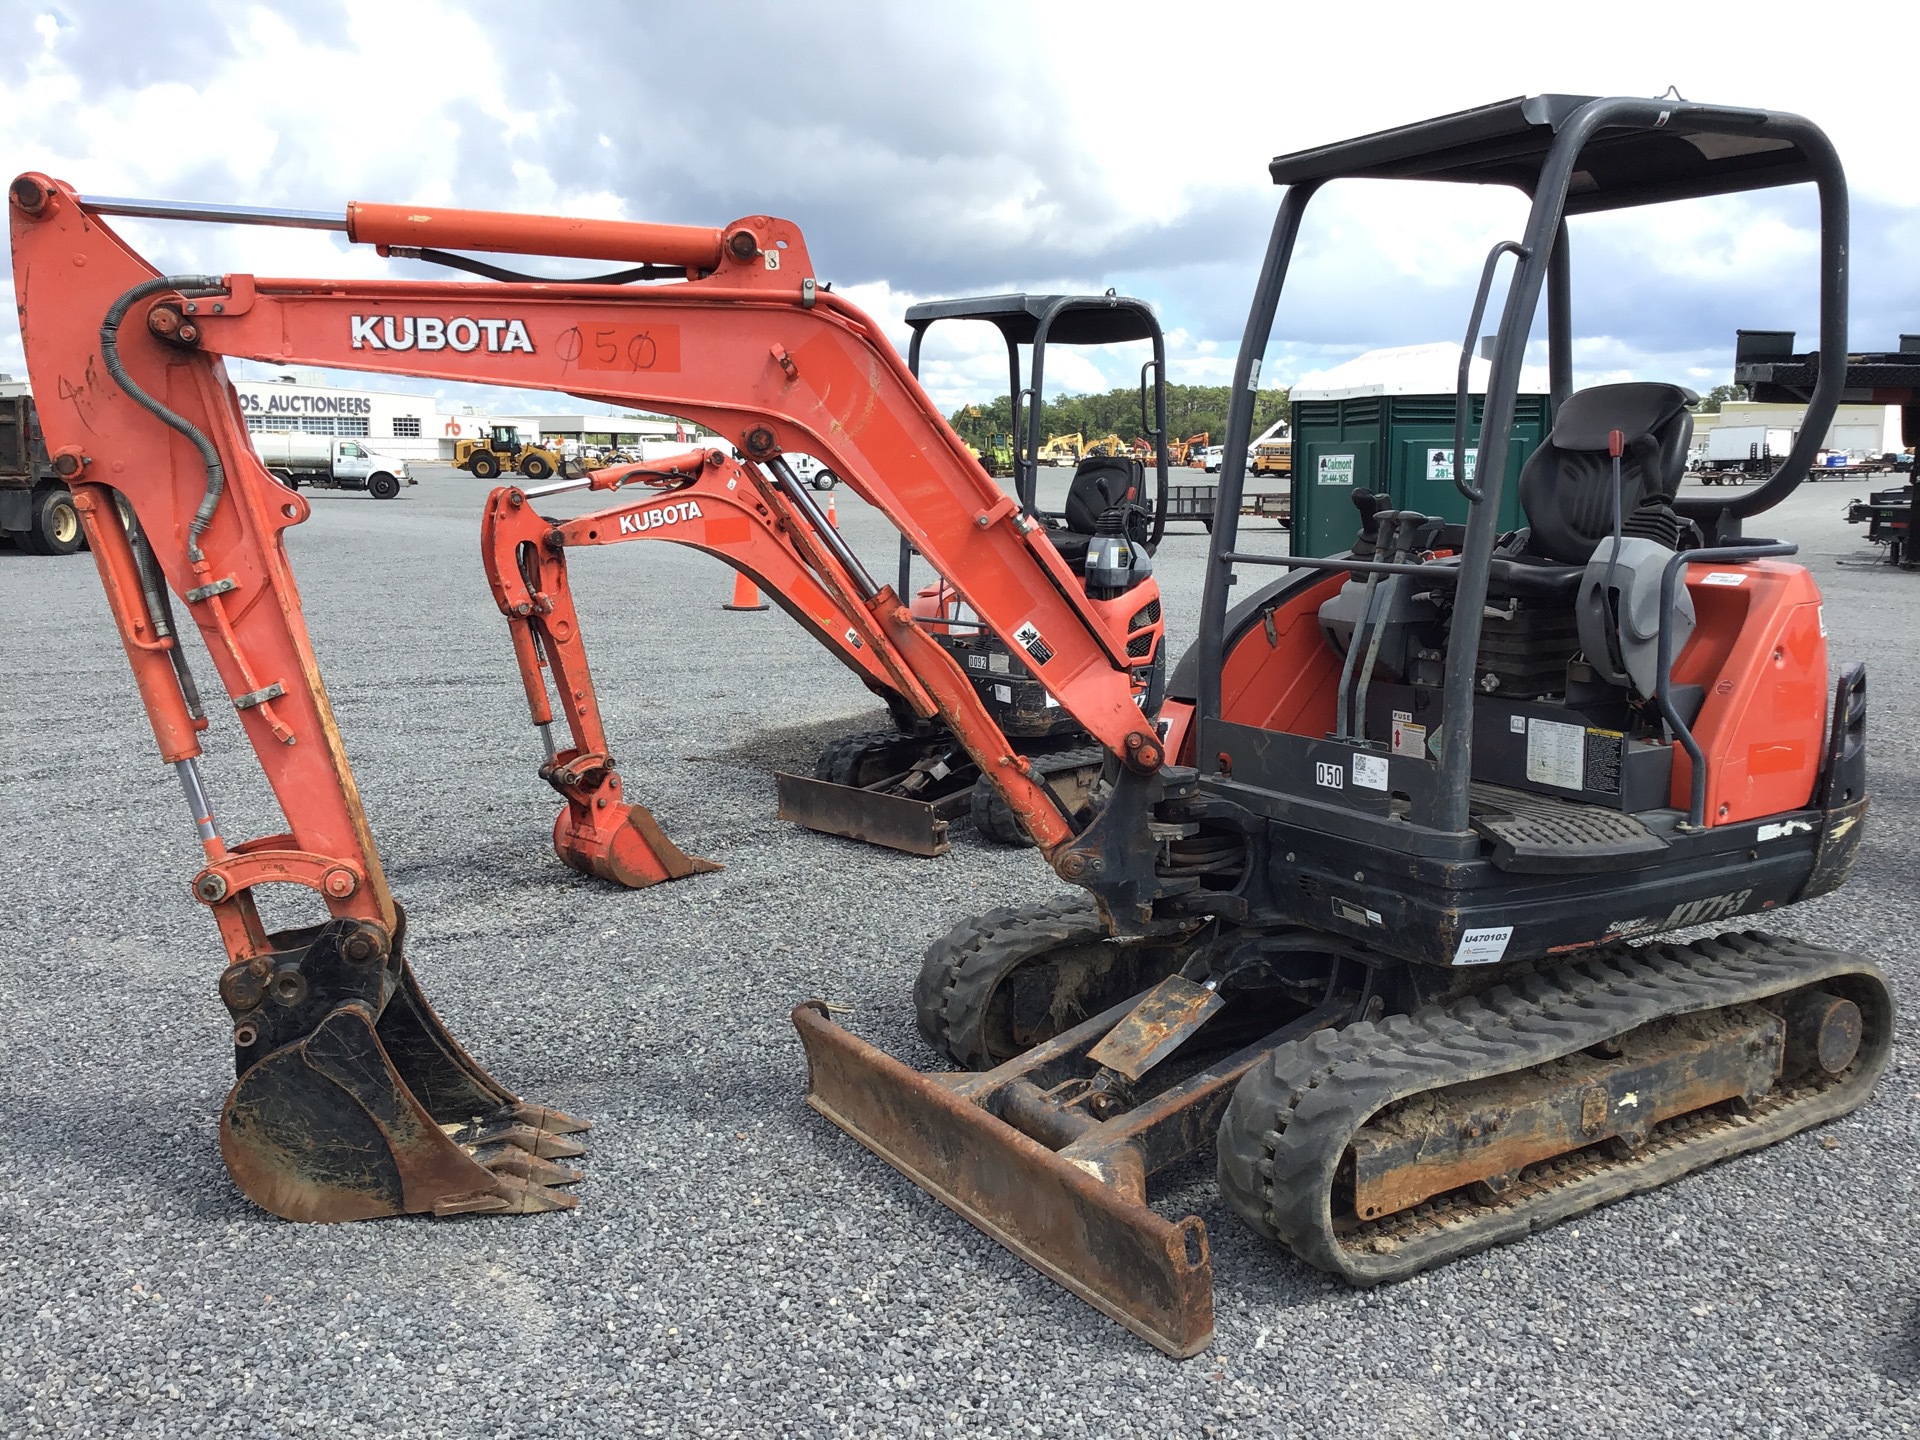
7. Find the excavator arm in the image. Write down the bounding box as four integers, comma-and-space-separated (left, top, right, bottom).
477, 446, 944, 881
482, 451, 914, 701
8, 172, 1168, 1222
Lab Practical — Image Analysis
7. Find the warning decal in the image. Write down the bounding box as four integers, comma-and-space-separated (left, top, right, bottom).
1011, 620, 1053, 667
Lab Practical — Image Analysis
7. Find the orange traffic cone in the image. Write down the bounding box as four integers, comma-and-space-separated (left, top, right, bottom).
723, 571, 770, 611
826, 492, 839, 529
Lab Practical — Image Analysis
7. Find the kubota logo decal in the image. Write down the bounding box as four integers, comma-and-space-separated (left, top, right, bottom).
618, 500, 703, 534
350, 315, 535, 353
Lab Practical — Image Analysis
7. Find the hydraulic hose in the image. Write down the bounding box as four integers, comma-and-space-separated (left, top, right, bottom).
99, 274, 228, 561
127, 511, 208, 723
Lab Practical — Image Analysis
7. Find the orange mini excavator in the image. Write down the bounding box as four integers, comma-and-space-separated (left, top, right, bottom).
9, 174, 1167, 1224
9, 93, 1893, 1363
791, 94, 1892, 1356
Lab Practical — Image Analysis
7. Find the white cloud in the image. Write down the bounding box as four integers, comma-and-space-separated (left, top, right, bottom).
3, 0, 1915, 411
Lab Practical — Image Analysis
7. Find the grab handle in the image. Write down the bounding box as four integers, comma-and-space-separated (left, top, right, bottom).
1453, 240, 1530, 503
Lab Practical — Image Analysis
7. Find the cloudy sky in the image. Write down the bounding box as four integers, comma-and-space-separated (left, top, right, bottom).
4, 1, 1917, 416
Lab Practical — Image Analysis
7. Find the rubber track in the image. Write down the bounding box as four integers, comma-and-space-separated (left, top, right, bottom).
1217, 931, 1891, 1284
814, 729, 925, 787
913, 895, 1108, 1068
969, 746, 1107, 848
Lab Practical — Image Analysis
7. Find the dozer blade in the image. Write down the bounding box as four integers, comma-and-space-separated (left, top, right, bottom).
554, 801, 721, 888
792, 1000, 1212, 1357
217, 916, 589, 1223
775, 772, 951, 857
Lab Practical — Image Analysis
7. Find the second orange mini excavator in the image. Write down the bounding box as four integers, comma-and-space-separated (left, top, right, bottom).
476, 288, 1173, 865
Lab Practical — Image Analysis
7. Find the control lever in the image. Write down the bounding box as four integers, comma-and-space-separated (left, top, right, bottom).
1601, 427, 1628, 673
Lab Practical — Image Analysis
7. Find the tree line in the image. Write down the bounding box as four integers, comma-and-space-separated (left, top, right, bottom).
947, 383, 1290, 451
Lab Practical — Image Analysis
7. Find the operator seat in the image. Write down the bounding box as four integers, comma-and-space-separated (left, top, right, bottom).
1516, 382, 1697, 562
1488, 381, 1699, 599
1046, 455, 1144, 570
1318, 385, 1702, 702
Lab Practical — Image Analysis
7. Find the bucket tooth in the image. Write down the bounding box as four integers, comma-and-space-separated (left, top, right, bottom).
216, 916, 589, 1222
509, 1101, 590, 1136
467, 1142, 586, 1187
431, 1173, 579, 1216
449, 1109, 590, 1161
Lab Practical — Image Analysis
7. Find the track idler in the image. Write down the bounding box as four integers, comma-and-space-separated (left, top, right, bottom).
217, 913, 588, 1222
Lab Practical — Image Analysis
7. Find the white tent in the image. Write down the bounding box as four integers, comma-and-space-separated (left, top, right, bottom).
1291, 342, 1549, 401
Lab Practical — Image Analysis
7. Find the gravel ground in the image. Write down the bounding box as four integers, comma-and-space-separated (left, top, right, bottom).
1, 460, 1915, 1438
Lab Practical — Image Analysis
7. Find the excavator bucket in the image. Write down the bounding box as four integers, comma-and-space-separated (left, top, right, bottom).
218, 913, 588, 1222
553, 798, 722, 887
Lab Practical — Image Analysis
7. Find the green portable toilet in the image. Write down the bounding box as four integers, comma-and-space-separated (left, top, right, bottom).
1289, 343, 1554, 558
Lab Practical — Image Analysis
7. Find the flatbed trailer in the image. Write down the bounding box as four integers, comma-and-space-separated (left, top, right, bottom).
1161, 479, 1291, 531
1808, 457, 1909, 482
1735, 329, 1918, 572
1846, 482, 1917, 567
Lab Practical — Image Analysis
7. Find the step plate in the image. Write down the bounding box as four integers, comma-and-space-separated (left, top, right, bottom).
1470, 782, 1667, 873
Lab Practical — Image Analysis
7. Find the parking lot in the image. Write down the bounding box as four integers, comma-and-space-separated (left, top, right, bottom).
1, 461, 1916, 1437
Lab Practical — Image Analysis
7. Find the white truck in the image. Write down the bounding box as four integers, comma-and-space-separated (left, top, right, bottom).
251, 432, 412, 499
786, 453, 842, 490
1696, 424, 1796, 485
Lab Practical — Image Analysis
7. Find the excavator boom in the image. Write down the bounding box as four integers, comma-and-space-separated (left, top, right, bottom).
8, 173, 1166, 1222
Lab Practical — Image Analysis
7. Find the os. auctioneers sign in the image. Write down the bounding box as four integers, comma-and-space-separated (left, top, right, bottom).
239, 391, 373, 417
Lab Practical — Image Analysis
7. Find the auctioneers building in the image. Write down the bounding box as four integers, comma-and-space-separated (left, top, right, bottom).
232, 375, 692, 461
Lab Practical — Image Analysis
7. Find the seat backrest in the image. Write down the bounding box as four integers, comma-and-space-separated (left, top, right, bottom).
1517, 382, 1697, 564
1062, 455, 1142, 534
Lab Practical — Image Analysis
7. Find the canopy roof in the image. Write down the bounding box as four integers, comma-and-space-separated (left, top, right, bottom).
1268, 95, 1817, 213
903, 293, 1159, 346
